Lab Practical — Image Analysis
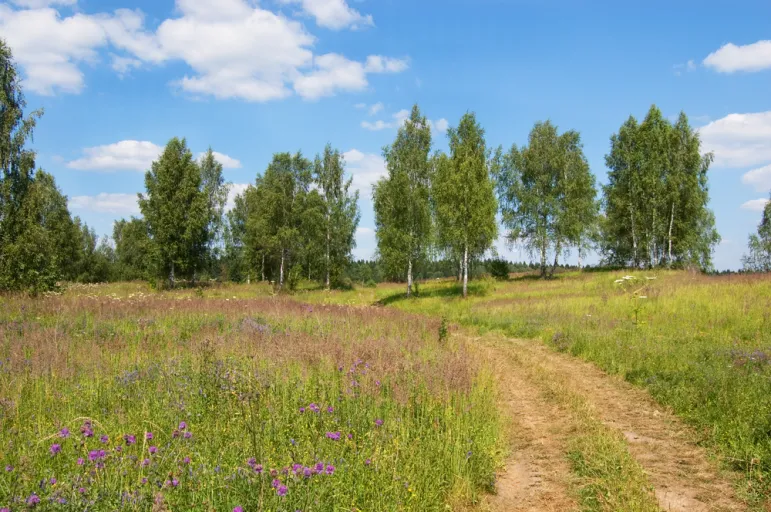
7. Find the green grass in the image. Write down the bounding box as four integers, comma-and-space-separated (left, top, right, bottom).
0, 291, 501, 511
300, 271, 771, 503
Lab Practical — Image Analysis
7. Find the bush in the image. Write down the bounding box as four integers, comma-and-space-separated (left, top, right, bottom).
488, 259, 510, 280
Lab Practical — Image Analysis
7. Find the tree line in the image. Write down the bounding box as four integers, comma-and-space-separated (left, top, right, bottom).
3, 39, 770, 295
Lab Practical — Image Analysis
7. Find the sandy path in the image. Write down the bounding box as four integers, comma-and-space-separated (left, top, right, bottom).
479, 334, 746, 512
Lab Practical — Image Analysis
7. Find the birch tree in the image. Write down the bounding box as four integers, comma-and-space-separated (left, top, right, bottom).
743, 195, 771, 272
315, 144, 360, 289
373, 105, 432, 296
433, 112, 498, 298
496, 121, 598, 278
199, 148, 230, 275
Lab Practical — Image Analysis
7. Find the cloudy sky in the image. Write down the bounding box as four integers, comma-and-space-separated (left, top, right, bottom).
2, 0, 770, 269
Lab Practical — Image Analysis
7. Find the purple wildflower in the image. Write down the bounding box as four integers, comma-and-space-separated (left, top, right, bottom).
254, 464, 263, 474
325, 431, 341, 441
78, 487, 86, 494
77, 458, 84, 466
271, 478, 281, 489
59, 427, 70, 438
88, 450, 103, 462
100, 435, 109, 444
172, 430, 180, 438
375, 419, 383, 427
142, 459, 150, 467
299, 407, 305, 413
4, 465, 12, 472
327, 406, 334, 413
233, 508, 244, 512
114, 446, 122, 453
270, 469, 278, 477
49, 477, 57, 485
375, 380, 381, 387
303, 467, 312, 477
124, 434, 136, 445
26, 494, 40, 506
171, 478, 179, 487
183, 456, 191, 465
325, 464, 335, 475
50, 443, 61, 455
183, 432, 192, 439
149, 446, 157, 454
314, 462, 324, 472
277, 485, 288, 497
308, 403, 320, 413
145, 432, 153, 441
347, 433, 353, 440
1, 507, 9, 512
178, 421, 187, 430
141, 477, 148, 484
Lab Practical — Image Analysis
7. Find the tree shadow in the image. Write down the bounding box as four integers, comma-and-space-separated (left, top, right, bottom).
373, 281, 489, 306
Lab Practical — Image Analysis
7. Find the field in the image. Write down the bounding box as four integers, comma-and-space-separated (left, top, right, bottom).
2, 271, 771, 511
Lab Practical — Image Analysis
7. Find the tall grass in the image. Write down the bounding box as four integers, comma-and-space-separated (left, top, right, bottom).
0, 292, 501, 510
305, 271, 771, 502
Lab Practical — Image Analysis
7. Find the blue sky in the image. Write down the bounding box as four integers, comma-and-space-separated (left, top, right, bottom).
2, 0, 770, 270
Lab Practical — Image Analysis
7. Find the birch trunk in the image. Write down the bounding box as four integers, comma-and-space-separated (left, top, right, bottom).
279, 249, 285, 290
630, 206, 638, 267
169, 261, 175, 289
540, 239, 547, 278
462, 245, 469, 298
260, 253, 265, 282
550, 240, 561, 278
407, 258, 413, 297
668, 202, 675, 266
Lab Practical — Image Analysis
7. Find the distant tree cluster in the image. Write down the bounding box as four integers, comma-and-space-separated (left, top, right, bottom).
1, 38, 759, 295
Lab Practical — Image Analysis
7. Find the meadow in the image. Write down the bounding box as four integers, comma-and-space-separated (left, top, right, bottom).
0, 287, 500, 511
302, 270, 771, 504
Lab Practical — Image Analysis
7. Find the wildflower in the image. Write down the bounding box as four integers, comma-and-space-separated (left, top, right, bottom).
115, 446, 122, 453
171, 478, 179, 487
325, 464, 335, 475
78, 487, 86, 494
77, 458, 84, 466
1, 507, 9, 512
26, 494, 40, 506
347, 433, 353, 440
314, 462, 324, 473
149, 446, 157, 454
124, 434, 136, 445
327, 406, 334, 413
4, 465, 12, 472
277, 485, 288, 497
308, 403, 320, 413
466, 451, 473, 459
183, 457, 191, 465
299, 407, 305, 413
145, 432, 154, 441
254, 464, 263, 474
290, 438, 296, 446
88, 450, 105, 462
375, 380, 381, 387
60, 427, 70, 438
142, 459, 150, 467
141, 478, 148, 485
270, 469, 278, 477
183, 432, 192, 439
365, 459, 371, 465
233, 508, 244, 512
325, 432, 341, 441
303, 467, 312, 477
100, 435, 109, 444
49, 477, 57, 485
178, 421, 187, 430
375, 419, 383, 427
271, 478, 281, 489
50, 443, 61, 455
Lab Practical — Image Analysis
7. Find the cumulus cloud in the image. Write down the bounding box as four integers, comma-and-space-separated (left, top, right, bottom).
343, 149, 386, 195
197, 151, 242, 169
279, 0, 373, 30
740, 198, 771, 212
11, 0, 76, 7
69, 193, 140, 214
361, 109, 448, 134
226, 183, 250, 211
699, 111, 771, 168
742, 164, 771, 192
0, 0, 408, 101
368, 102, 384, 116
67, 140, 163, 171
704, 40, 771, 73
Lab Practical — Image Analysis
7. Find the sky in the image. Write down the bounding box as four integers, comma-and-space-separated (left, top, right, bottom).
1, 0, 770, 270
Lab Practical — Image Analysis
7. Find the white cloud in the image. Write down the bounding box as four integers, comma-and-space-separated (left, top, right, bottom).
699, 111, 771, 168
356, 227, 374, 236
226, 183, 249, 211
1, 0, 407, 101
368, 102, 384, 116
69, 193, 140, 214
704, 40, 771, 73
10, 0, 76, 8
354, 102, 366, 109
362, 109, 447, 134
361, 120, 391, 131
197, 151, 242, 169
742, 164, 771, 192
673, 59, 697, 76
280, 0, 373, 30
67, 140, 163, 171
431, 118, 449, 133
343, 149, 386, 195
740, 198, 770, 212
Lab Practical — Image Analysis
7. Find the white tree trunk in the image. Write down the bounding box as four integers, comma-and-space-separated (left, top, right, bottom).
668, 202, 675, 266
279, 250, 285, 290
169, 261, 175, 289
630, 207, 638, 266
247, 271, 250, 285
462, 245, 469, 298
407, 258, 413, 297
260, 254, 265, 282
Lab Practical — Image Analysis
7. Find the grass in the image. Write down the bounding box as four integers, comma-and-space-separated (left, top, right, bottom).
0, 288, 501, 511
302, 270, 771, 504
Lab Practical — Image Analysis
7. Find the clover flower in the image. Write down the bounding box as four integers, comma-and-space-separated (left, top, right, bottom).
50, 443, 61, 455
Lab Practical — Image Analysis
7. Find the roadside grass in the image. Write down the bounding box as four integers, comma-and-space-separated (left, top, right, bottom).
302, 270, 771, 504
0, 293, 501, 510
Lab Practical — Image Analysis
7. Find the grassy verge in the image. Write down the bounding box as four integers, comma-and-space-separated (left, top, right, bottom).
0, 293, 501, 511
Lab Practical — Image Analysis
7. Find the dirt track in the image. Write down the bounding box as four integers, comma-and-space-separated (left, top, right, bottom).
477, 334, 746, 512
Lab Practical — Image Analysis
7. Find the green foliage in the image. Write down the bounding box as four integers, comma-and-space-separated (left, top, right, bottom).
373, 105, 433, 296
432, 112, 498, 297
139, 138, 209, 287
743, 194, 771, 272
602, 107, 719, 270
496, 121, 598, 277
199, 148, 230, 277
487, 259, 510, 280
113, 218, 151, 281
